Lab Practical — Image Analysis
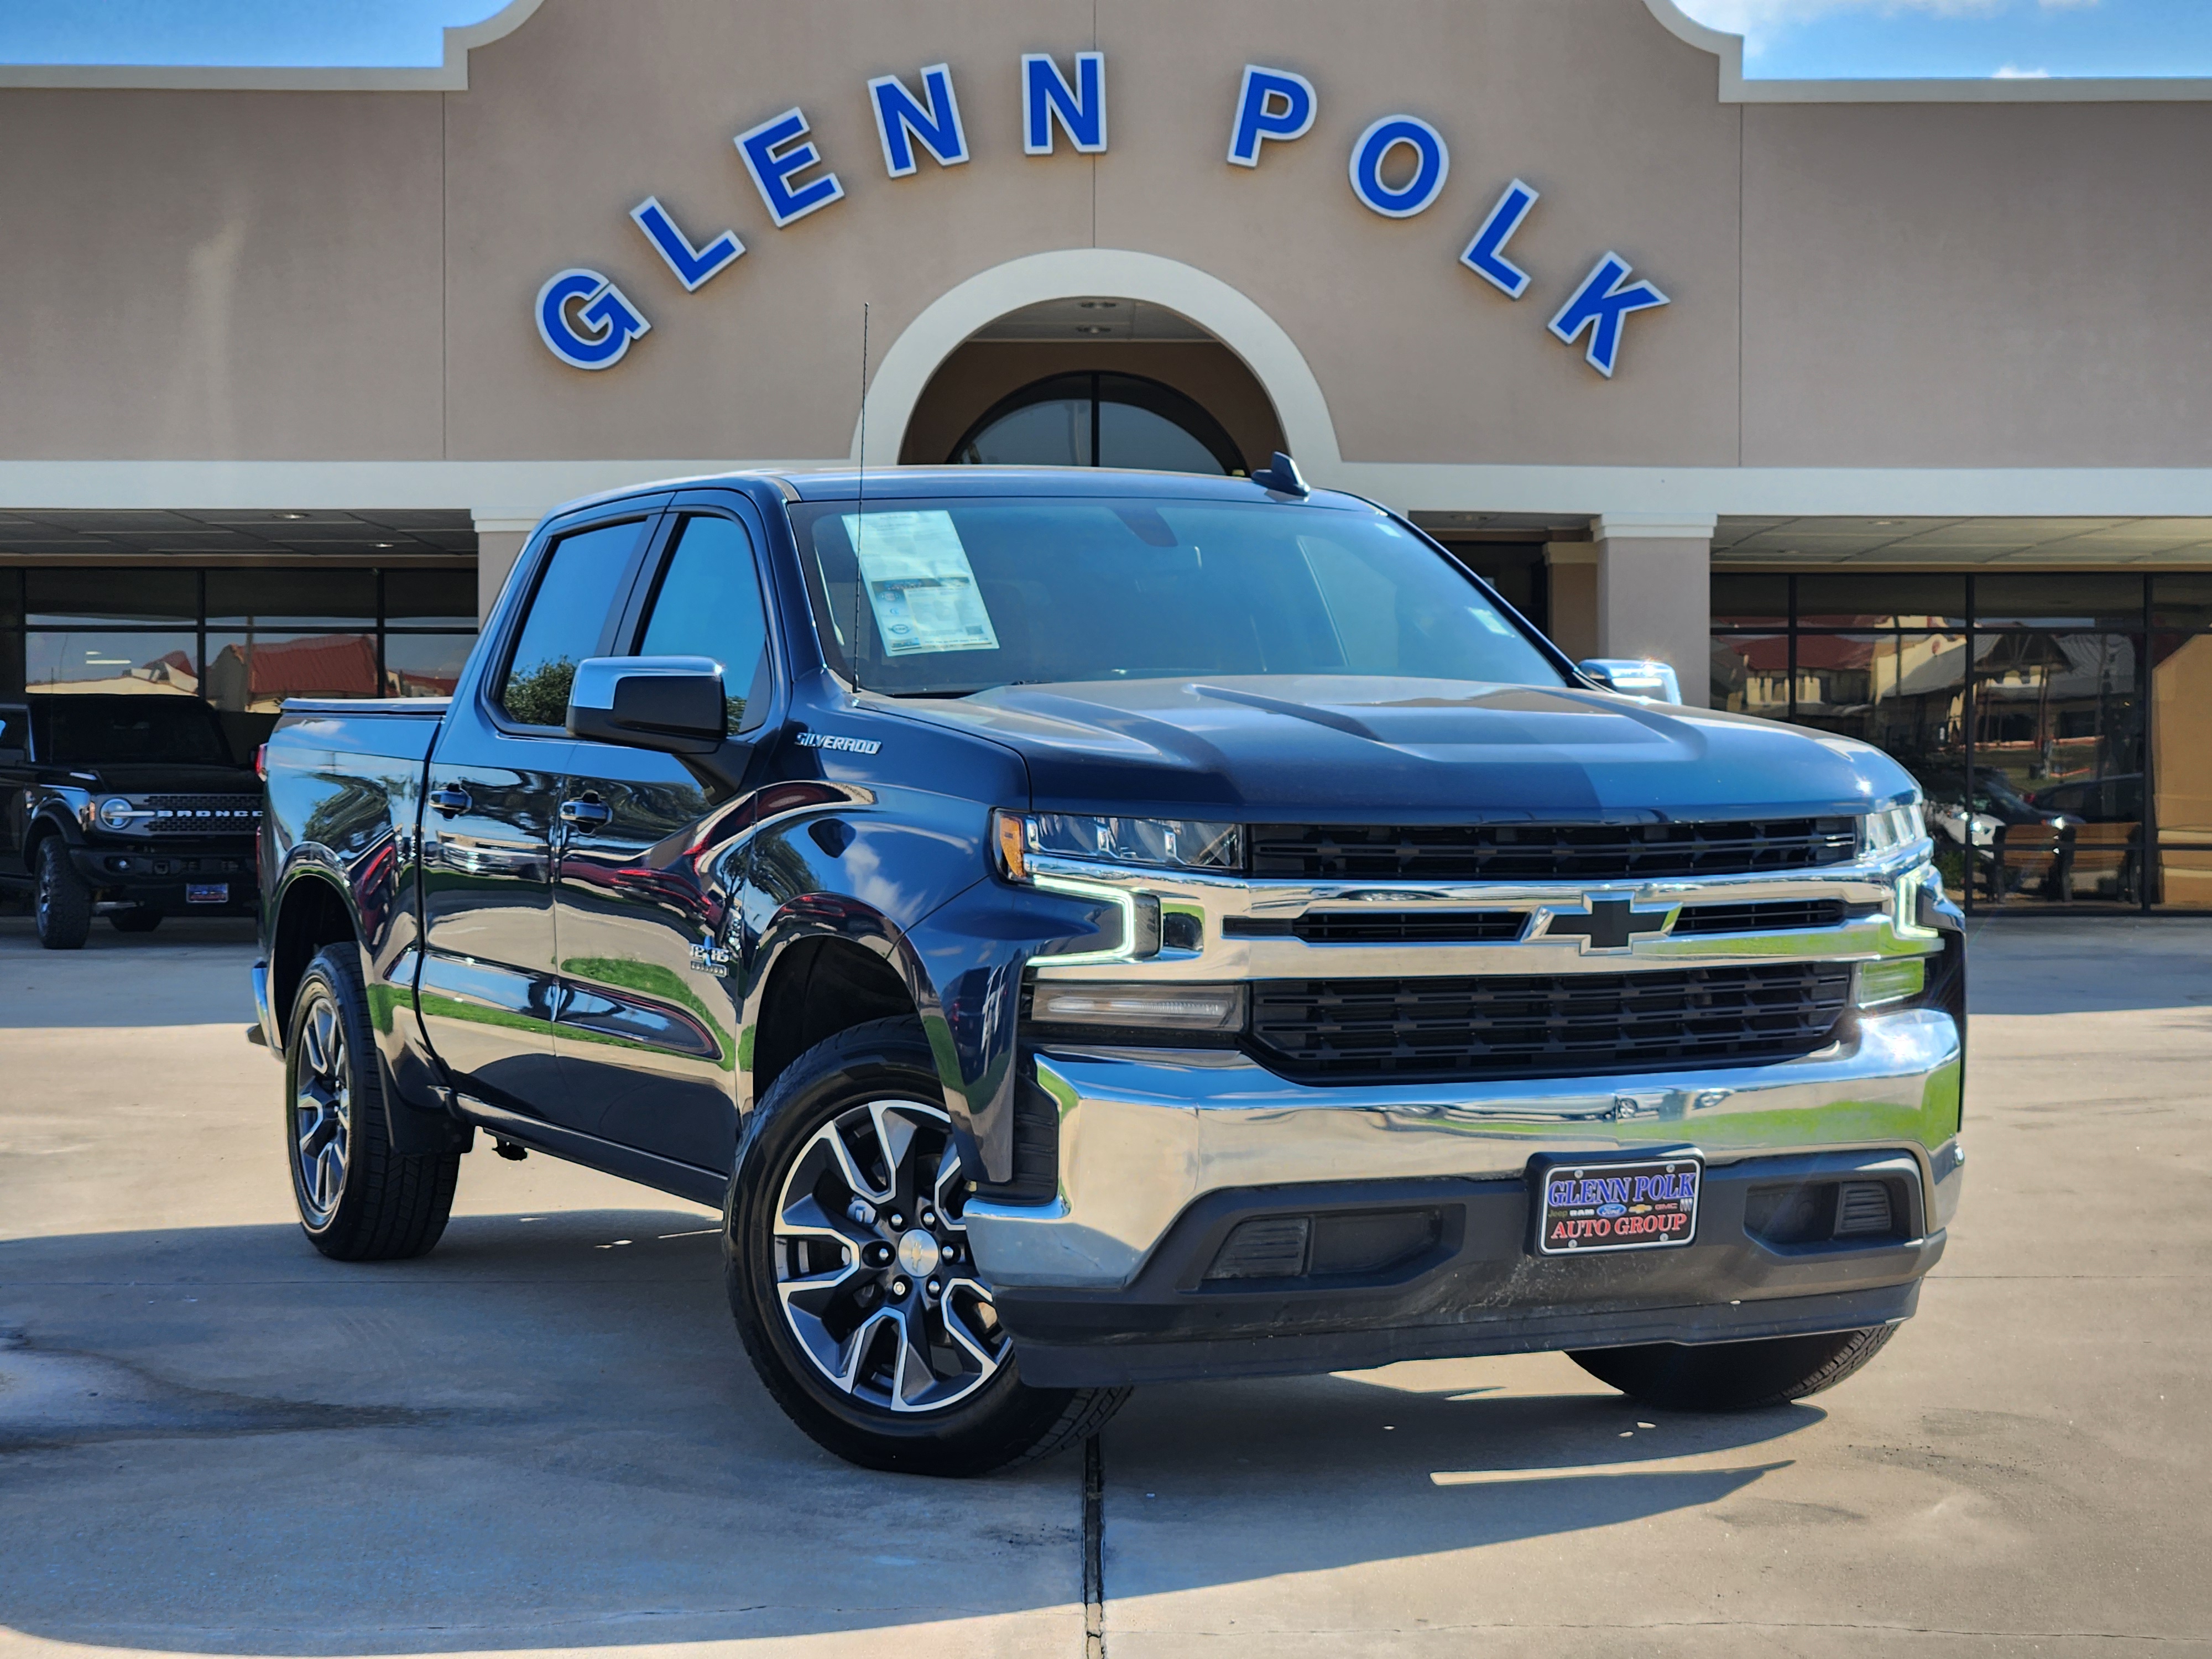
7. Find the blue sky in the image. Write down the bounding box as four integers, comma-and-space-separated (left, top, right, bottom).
2, 0, 2209, 80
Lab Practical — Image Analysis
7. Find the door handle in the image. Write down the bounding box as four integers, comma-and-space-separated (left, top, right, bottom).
559, 796, 612, 828
429, 784, 472, 817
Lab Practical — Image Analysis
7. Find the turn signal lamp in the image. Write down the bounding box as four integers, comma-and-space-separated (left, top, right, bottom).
1855, 957, 1927, 1008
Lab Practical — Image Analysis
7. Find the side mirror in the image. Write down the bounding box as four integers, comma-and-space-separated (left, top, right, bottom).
1579, 658, 1682, 703
566, 656, 727, 755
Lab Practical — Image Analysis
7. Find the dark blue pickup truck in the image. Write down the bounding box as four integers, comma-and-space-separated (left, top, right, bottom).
255, 465, 1965, 1475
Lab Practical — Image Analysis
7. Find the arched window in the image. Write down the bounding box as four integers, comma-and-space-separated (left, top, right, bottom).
948, 372, 1244, 474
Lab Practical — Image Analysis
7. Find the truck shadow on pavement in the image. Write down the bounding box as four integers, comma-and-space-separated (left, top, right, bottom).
0, 1207, 1815, 1653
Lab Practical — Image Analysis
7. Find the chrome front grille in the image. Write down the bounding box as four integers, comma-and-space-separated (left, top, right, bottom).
140, 795, 263, 834
1247, 819, 1858, 882
1246, 963, 1855, 1083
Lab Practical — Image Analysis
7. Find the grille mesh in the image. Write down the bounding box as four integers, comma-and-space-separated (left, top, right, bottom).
140, 795, 263, 834
1248, 819, 1857, 882
1225, 911, 1526, 945
1670, 899, 1847, 936
1248, 963, 1854, 1082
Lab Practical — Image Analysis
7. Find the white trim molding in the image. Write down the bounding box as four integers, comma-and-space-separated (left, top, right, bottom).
0, 0, 541, 92
859, 248, 1343, 469
1595, 513, 1718, 542
1640, 0, 2212, 103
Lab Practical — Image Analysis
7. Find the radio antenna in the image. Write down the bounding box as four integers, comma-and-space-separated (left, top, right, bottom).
852, 301, 869, 695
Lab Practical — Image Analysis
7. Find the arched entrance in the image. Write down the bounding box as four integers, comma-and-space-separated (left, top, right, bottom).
856, 249, 1339, 472
902, 298, 1285, 474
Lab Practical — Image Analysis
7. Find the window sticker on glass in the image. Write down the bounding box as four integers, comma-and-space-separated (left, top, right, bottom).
842, 510, 1001, 657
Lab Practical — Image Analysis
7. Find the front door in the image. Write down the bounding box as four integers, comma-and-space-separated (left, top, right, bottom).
552, 506, 777, 1173
416, 513, 657, 1115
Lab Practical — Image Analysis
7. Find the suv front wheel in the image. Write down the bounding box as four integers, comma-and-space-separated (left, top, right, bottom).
727, 1019, 1128, 1476
34, 838, 92, 950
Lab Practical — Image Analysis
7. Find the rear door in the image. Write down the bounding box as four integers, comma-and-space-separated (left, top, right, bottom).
417, 511, 660, 1114
551, 501, 780, 1172
0, 705, 29, 873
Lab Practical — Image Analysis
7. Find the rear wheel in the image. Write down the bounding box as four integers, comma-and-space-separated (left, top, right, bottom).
286, 944, 461, 1260
109, 907, 163, 934
728, 1019, 1128, 1476
1569, 1325, 1897, 1412
33, 839, 92, 950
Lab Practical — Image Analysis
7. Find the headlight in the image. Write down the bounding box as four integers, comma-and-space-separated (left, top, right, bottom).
1031, 982, 1246, 1032
994, 810, 1241, 880
1859, 801, 1925, 855
96, 796, 137, 831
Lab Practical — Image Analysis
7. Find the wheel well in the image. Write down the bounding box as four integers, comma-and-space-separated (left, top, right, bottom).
272, 876, 356, 1039
750, 936, 920, 1106
22, 813, 67, 873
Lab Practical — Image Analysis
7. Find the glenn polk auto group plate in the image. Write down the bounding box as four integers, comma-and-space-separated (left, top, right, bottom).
1532, 1154, 1702, 1255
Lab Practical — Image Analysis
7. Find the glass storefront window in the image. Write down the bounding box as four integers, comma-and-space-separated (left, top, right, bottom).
28, 570, 197, 626
204, 632, 379, 713
25, 631, 199, 694
1796, 573, 1966, 630
1710, 572, 2194, 910
1709, 633, 1790, 717
206, 568, 376, 628
385, 570, 478, 627
383, 632, 473, 697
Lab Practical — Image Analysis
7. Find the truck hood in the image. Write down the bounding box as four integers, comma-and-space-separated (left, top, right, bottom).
884, 675, 1917, 821
40, 763, 260, 794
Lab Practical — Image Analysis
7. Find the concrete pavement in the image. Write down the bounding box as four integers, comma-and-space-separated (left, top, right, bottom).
1, 914, 2206, 1657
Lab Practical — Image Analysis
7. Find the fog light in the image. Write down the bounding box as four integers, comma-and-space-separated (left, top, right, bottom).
1031, 982, 1245, 1031
1856, 958, 1926, 1008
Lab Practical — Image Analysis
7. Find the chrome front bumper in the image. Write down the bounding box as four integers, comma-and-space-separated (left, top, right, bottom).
964, 1006, 1963, 1291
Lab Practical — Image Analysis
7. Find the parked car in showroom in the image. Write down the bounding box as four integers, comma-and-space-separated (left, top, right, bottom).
0, 695, 261, 948
253, 463, 1966, 1475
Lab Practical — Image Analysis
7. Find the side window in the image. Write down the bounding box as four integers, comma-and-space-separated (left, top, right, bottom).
497, 519, 649, 726
637, 515, 772, 733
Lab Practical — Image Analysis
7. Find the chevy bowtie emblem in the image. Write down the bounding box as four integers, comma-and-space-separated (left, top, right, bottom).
1541, 896, 1674, 953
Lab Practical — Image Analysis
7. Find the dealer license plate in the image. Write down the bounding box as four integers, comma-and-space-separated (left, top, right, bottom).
1531, 1153, 1702, 1255
185, 882, 228, 905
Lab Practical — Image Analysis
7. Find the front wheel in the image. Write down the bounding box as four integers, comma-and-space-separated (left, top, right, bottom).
34, 839, 92, 950
1569, 1324, 1897, 1412
728, 1019, 1128, 1476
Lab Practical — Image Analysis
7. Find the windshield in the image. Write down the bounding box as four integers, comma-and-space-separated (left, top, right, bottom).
791, 495, 1564, 696
38, 696, 234, 765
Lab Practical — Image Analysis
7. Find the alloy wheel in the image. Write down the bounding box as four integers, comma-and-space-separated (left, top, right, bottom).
770, 1098, 1009, 1413
293, 991, 352, 1227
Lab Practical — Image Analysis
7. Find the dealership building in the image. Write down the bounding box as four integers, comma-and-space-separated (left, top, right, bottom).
3, 0, 2210, 911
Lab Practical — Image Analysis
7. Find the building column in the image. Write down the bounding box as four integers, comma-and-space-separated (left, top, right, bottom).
1544, 541, 1598, 662
1593, 514, 1717, 707
472, 513, 538, 624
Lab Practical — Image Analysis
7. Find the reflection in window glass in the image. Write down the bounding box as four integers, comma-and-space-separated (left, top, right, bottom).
1709, 634, 1790, 719
205, 632, 378, 713
638, 517, 769, 732
39, 696, 233, 765
384, 634, 472, 698
950, 373, 1242, 475
206, 569, 375, 628
0, 570, 22, 628
1096, 400, 1229, 473
2152, 630, 2212, 908
28, 570, 197, 626
25, 631, 199, 694
2151, 572, 2212, 635
499, 519, 646, 726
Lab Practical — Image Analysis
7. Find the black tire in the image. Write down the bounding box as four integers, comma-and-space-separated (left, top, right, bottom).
33, 838, 92, 950
109, 907, 163, 934
727, 1018, 1129, 1477
286, 943, 461, 1261
1569, 1324, 1898, 1412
